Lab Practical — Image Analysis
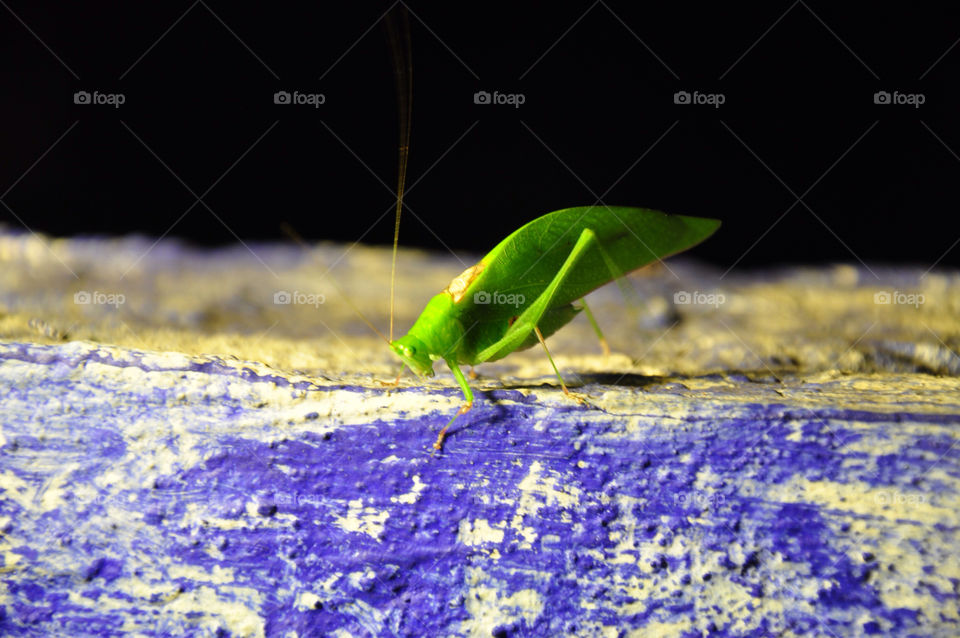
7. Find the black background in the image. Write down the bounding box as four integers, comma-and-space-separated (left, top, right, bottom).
2, 1, 958, 269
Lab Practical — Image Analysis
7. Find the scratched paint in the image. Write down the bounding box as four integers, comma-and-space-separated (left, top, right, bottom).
1, 230, 958, 380
1, 230, 959, 636
1, 341, 958, 636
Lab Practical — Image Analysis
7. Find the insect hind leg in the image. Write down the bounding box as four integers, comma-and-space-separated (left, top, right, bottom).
534, 326, 590, 406
475, 226, 602, 363
577, 298, 610, 356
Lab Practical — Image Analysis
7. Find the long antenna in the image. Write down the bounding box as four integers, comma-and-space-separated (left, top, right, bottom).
384, 3, 412, 343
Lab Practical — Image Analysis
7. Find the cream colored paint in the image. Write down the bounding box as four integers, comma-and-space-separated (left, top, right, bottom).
458, 518, 506, 546
390, 474, 426, 505
334, 499, 389, 541
459, 567, 544, 638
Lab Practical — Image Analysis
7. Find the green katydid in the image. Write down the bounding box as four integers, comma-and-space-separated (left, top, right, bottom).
366, 6, 720, 451
388, 206, 720, 451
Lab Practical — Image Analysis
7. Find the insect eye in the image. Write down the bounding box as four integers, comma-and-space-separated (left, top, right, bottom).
403, 346, 416, 357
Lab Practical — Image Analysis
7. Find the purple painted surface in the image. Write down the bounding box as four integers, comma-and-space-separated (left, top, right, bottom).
1, 341, 958, 636
1, 230, 958, 635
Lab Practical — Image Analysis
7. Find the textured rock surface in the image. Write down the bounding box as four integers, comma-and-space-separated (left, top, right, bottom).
0, 229, 958, 636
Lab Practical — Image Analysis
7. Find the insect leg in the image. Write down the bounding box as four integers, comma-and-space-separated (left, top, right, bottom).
433, 360, 474, 451
534, 326, 590, 405
577, 298, 610, 356
375, 365, 406, 390
475, 227, 601, 363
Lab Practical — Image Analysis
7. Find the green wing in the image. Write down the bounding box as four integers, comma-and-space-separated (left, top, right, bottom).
453, 206, 719, 323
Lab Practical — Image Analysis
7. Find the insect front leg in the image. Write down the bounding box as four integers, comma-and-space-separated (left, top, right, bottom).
433, 360, 474, 452
375, 365, 406, 391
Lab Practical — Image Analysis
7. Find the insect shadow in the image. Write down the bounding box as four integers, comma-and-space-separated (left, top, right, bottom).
436, 396, 512, 442
565, 372, 670, 388
494, 373, 668, 392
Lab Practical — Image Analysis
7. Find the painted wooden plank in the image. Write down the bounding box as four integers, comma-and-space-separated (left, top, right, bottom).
0, 230, 958, 636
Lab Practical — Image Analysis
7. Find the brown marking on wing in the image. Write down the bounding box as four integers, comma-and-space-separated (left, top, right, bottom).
444, 262, 485, 303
